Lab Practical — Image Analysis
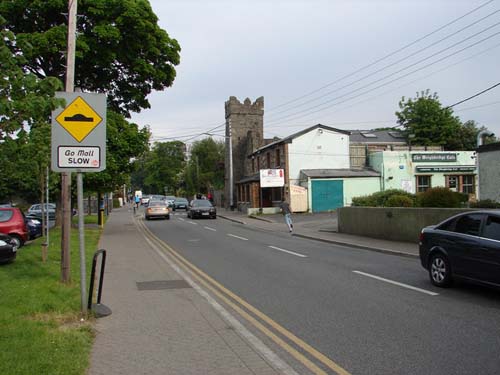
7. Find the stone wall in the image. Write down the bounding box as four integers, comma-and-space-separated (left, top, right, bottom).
338, 207, 476, 243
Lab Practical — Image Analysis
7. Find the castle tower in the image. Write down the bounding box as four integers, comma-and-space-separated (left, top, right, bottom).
224, 96, 264, 209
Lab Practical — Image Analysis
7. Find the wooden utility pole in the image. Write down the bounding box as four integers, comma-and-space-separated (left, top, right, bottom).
61, 0, 77, 283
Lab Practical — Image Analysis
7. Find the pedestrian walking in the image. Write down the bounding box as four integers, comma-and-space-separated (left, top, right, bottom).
280, 199, 293, 233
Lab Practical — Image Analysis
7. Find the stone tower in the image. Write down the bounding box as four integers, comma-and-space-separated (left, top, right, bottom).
224, 96, 264, 209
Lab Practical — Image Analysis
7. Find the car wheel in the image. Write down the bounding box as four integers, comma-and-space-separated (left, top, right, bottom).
145, 216, 150, 220
10, 235, 22, 248
166, 215, 170, 220
429, 253, 452, 287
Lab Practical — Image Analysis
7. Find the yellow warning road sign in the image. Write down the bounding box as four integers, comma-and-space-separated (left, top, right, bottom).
55, 96, 103, 142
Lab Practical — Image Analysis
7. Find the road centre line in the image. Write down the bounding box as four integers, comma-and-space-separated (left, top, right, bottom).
204, 226, 217, 231
268, 246, 307, 258
353, 270, 439, 296
227, 233, 248, 241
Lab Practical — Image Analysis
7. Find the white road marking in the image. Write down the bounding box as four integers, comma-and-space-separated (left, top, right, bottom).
178, 218, 185, 222
268, 246, 307, 258
353, 270, 439, 296
188, 221, 198, 225
204, 226, 217, 231
227, 233, 248, 241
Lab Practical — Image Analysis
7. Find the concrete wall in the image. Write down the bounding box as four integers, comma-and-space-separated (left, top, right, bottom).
288, 128, 350, 186
478, 146, 500, 202
338, 207, 476, 243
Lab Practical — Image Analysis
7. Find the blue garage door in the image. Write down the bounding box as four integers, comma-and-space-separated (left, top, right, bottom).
311, 180, 344, 212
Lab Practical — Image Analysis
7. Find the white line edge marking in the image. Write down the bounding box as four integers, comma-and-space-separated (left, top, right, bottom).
204, 226, 217, 231
268, 245, 307, 258
227, 233, 248, 241
353, 270, 439, 296
141, 233, 299, 375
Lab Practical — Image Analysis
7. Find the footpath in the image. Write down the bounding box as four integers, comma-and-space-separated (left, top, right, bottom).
89, 206, 418, 375
217, 209, 419, 258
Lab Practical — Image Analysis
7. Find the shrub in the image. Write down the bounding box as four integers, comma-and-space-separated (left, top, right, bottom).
416, 187, 462, 208
470, 199, 500, 208
351, 189, 416, 207
385, 195, 414, 207
113, 198, 121, 208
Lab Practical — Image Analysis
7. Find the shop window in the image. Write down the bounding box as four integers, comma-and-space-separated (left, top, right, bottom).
462, 175, 475, 194
416, 175, 431, 192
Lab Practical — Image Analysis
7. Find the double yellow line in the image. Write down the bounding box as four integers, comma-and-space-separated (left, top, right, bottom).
136, 218, 351, 375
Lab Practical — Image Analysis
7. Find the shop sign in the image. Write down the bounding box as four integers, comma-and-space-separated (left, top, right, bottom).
412, 153, 457, 162
415, 166, 475, 173
260, 169, 285, 187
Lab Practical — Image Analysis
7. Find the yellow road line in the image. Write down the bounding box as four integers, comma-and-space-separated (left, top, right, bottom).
137, 218, 351, 375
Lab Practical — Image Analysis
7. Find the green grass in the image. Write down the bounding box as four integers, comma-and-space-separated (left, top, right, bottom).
72, 213, 107, 225
0, 226, 102, 375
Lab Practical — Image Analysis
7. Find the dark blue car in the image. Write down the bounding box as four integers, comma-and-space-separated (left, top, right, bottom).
419, 210, 500, 288
25, 215, 43, 240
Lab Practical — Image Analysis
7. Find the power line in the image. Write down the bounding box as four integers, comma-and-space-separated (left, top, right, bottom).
454, 100, 500, 112
266, 0, 495, 113
446, 82, 500, 108
267, 8, 500, 119
265, 28, 500, 126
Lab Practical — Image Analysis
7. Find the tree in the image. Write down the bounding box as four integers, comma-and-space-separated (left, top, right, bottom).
143, 141, 186, 194
84, 111, 150, 193
396, 90, 463, 150
0, 0, 180, 117
184, 138, 225, 195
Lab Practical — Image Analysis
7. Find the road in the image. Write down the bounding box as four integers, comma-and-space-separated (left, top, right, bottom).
143, 209, 500, 375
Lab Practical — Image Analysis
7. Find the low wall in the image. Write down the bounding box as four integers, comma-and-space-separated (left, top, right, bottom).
338, 207, 475, 243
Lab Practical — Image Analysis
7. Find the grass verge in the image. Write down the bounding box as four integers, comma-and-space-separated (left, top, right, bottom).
0, 225, 102, 375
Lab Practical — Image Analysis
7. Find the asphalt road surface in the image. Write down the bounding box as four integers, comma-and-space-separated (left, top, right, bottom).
144, 210, 500, 375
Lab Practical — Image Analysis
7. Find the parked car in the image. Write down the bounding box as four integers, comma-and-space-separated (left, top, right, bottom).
145, 200, 170, 220
173, 197, 189, 211
27, 203, 56, 220
165, 195, 176, 207
419, 210, 500, 288
187, 199, 216, 219
0, 233, 17, 264
25, 216, 43, 240
0, 208, 29, 247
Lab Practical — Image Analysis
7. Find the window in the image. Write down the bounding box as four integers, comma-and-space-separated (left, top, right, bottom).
0, 210, 14, 222
462, 175, 474, 194
276, 149, 280, 167
454, 214, 483, 236
416, 175, 431, 192
446, 176, 458, 191
483, 215, 500, 241
266, 153, 271, 168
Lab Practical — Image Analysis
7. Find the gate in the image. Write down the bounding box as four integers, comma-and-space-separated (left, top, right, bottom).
311, 180, 344, 212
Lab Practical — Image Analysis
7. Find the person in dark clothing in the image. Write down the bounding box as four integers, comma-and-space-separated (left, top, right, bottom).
279, 200, 293, 233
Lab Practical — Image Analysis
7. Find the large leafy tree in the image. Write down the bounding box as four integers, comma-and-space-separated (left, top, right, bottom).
143, 141, 186, 194
0, 0, 180, 117
83, 111, 150, 193
396, 90, 463, 150
184, 138, 225, 195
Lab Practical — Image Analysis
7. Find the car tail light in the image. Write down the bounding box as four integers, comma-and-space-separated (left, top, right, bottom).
419, 231, 425, 242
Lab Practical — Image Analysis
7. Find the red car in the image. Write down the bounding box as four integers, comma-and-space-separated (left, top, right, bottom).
0, 208, 29, 248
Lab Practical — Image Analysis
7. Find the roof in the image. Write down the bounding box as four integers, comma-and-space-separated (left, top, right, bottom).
236, 173, 260, 184
300, 168, 381, 178
348, 129, 407, 144
477, 142, 500, 153
250, 124, 350, 156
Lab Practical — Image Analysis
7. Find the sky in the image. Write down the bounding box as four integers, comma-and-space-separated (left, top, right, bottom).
130, 0, 500, 145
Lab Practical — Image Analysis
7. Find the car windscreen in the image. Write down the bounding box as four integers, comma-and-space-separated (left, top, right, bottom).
193, 200, 212, 207
148, 201, 166, 207
175, 198, 188, 203
0, 210, 14, 222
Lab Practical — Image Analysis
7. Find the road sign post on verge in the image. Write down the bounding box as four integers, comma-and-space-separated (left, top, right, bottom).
52, 91, 106, 314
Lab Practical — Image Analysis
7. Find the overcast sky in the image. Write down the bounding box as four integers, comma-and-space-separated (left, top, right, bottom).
130, 0, 500, 144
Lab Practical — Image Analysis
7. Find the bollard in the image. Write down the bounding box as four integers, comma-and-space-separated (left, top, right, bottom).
41, 242, 48, 262
88, 249, 112, 318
